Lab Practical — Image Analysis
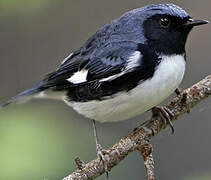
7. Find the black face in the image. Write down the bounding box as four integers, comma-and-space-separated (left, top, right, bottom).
143, 15, 192, 55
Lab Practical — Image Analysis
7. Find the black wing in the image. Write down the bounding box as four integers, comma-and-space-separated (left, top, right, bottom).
0, 41, 142, 107
45, 41, 141, 89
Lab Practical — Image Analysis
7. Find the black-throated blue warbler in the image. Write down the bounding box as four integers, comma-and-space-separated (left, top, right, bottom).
1, 3, 209, 172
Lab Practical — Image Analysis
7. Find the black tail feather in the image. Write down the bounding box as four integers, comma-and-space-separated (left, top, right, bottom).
1, 68, 72, 109
0, 81, 47, 108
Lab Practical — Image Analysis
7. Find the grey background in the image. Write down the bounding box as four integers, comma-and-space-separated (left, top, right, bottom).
0, 0, 210, 180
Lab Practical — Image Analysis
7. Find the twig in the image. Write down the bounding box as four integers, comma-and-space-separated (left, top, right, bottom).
75, 157, 86, 170
63, 75, 211, 180
139, 144, 154, 180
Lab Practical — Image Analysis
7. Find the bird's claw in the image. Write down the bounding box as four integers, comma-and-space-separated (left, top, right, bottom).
152, 106, 175, 134
96, 144, 110, 178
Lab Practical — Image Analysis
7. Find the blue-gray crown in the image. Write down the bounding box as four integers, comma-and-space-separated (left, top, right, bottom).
83, 3, 191, 50
126, 3, 190, 19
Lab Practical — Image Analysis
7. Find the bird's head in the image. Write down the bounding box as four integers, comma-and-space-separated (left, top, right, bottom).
115, 3, 208, 55
141, 3, 209, 54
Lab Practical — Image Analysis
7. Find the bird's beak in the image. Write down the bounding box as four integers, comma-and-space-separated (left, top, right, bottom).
182, 18, 209, 28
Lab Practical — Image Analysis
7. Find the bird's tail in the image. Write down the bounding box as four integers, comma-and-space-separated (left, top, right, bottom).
0, 80, 48, 108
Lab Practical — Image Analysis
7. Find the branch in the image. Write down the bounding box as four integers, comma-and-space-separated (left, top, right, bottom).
63, 75, 211, 180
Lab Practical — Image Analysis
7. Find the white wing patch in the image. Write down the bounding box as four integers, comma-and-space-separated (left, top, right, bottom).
125, 51, 141, 71
67, 70, 88, 84
66, 51, 141, 83
100, 51, 141, 82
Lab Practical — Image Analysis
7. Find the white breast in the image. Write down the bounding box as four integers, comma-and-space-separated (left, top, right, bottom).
65, 54, 186, 122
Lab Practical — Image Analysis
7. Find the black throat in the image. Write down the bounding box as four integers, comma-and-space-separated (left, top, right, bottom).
146, 35, 188, 55
143, 15, 192, 55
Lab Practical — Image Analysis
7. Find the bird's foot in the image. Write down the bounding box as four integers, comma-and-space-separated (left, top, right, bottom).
152, 106, 175, 134
96, 143, 110, 178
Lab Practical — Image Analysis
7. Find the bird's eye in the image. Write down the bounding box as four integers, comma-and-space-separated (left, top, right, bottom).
160, 18, 170, 28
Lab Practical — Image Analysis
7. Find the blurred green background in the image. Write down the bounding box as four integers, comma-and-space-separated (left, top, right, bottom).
0, 0, 211, 180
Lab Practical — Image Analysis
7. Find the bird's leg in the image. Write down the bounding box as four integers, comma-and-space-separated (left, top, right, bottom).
151, 106, 175, 134
175, 88, 182, 95
92, 120, 109, 177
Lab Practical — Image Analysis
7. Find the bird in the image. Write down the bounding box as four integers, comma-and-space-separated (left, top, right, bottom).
1, 3, 208, 173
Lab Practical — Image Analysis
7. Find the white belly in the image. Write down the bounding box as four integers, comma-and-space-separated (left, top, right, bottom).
65, 55, 186, 122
